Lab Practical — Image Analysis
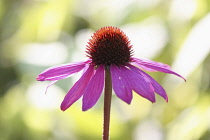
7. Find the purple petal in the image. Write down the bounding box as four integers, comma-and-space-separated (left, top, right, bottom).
128, 64, 168, 102
131, 57, 186, 81
82, 65, 105, 111
120, 65, 156, 103
110, 65, 132, 104
60, 65, 94, 111
45, 80, 58, 94
36, 60, 91, 81
131, 57, 170, 71
131, 62, 158, 72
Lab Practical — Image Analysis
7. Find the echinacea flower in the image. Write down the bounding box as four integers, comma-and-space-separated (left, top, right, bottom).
36, 26, 185, 111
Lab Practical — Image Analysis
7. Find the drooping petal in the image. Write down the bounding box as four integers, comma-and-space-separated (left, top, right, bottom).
36, 60, 91, 81
131, 62, 158, 72
131, 57, 186, 81
131, 57, 171, 71
128, 64, 168, 102
82, 65, 105, 111
120, 65, 156, 102
60, 64, 94, 111
141, 70, 168, 102
45, 80, 58, 94
110, 65, 132, 104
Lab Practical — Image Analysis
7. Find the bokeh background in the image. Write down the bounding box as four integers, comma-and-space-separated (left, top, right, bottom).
0, 0, 210, 140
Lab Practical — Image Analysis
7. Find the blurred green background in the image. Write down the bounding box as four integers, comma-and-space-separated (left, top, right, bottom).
0, 0, 210, 140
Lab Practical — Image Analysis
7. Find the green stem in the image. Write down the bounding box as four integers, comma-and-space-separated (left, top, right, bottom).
103, 70, 112, 140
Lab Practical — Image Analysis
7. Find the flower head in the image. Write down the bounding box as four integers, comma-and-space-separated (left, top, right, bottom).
86, 27, 132, 66
36, 26, 185, 111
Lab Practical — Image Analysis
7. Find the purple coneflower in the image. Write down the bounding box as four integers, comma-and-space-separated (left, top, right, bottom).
37, 26, 185, 140
37, 26, 185, 111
